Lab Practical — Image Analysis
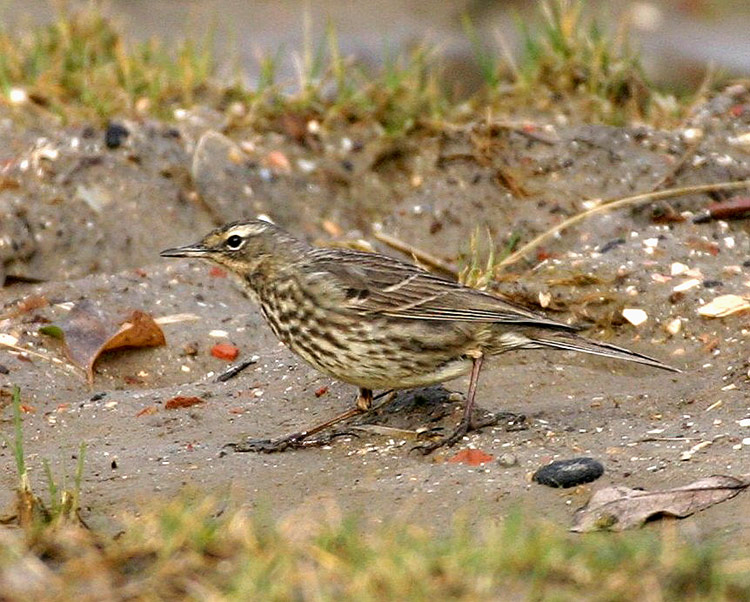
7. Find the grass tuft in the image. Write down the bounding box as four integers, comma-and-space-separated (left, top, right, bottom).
1, 497, 748, 600
509, 0, 666, 124
4, 386, 87, 531
0, 1, 698, 130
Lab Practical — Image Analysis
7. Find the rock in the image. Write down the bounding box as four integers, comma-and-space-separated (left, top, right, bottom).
533, 457, 604, 488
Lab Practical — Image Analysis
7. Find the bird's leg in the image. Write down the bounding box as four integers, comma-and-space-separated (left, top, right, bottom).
413, 354, 487, 454
227, 388, 374, 453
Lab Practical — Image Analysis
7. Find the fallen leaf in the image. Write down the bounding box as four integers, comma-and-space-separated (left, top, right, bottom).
211, 343, 239, 361
39, 300, 166, 384
447, 449, 494, 466
165, 396, 204, 410
571, 475, 750, 532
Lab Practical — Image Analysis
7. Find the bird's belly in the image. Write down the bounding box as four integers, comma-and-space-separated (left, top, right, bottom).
284, 328, 474, 390
258, 298, 477, 390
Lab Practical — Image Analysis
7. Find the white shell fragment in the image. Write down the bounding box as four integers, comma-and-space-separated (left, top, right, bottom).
622, 308, 648, 326
670, 262, 689, 276
673, 278, 701, 293
697, 294, 750, 318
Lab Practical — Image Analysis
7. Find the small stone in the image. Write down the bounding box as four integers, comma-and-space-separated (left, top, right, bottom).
496, 453, 518, 467
671, 262, 689, 276
532, 457, 604, 488
665, 318, 682, 335
105, 122, 130, 149
622, 308, 648, 326
9, 87, 28, 104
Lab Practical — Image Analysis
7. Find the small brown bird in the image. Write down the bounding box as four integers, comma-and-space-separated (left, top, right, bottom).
161, 219, 679, 453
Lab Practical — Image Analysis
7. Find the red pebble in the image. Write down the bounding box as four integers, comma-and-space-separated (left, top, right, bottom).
209, 267, 227, 278
447, 449, 494, 466
165, 396, 204, 410
211, 343, 239, 361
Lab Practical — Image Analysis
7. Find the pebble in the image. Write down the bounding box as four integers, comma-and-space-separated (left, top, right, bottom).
496, 453, 518, 467
105, 122, 130, 149
622, 308, 648, 326
532, 457, 605, 488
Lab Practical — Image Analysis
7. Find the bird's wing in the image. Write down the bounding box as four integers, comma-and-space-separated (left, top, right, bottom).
303, 248, 577, 331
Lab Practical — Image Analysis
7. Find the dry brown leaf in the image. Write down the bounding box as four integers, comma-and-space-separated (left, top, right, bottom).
40, 299, 165, 384
571, 475, 750, 532
164, 396, 204, 410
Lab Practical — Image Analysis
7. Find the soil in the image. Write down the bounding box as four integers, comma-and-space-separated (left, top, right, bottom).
2, 86, 750, 540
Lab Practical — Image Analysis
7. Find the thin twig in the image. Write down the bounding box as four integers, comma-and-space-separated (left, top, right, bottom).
499, 179, 750, 269
0, 339, 81, 375
373, 230, 458, 277
650, 140, 700, 191
215, 355, 259, 383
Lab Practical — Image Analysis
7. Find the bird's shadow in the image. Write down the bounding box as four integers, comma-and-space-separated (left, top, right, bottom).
349, 386, 526, 435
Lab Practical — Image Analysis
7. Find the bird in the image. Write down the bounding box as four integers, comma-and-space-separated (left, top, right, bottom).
160, 219, 679, 453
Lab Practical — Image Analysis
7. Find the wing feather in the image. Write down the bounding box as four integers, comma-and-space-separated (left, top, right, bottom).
303, 248, 577, 331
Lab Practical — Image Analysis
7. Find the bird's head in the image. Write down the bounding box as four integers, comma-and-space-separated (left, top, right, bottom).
160, 219, 305, 278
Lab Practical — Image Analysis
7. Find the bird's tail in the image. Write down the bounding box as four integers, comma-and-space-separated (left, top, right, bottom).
531, 332, 681, 373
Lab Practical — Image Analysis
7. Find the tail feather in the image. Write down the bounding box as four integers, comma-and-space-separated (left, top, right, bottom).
532, 333, 681, 373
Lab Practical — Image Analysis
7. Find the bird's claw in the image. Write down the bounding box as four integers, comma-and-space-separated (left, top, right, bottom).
410, 411, 527, 455
221, 437, 299, 454
222, 430, 356, 454
411, 421, 469, 455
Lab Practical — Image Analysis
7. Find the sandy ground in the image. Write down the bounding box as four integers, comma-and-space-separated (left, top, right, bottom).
2, 86, 750, 540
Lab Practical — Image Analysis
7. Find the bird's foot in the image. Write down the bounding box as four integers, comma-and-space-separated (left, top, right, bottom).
222, 430, 354, 454
412, 418, 471, 454
411, 411, 526, 455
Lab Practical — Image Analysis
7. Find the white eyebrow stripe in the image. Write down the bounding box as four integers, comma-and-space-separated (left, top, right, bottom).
382, 273, 420, 293
225, 224, 263, 238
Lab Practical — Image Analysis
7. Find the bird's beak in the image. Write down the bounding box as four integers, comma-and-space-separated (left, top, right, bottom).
160, 243, 211, 258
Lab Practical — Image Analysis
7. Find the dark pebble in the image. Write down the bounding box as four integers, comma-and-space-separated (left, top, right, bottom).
743, 259, 750, 268
0, 364, 8, 374
90, 392, 107, 401
703, 279, 723, 288
105, 122, 130, 149
532, 457, 604, 488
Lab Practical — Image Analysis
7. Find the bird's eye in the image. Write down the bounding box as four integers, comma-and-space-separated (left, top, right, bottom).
225, 234, 244, 250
